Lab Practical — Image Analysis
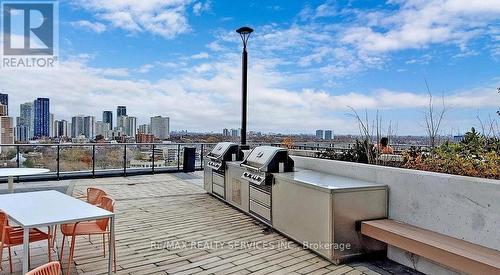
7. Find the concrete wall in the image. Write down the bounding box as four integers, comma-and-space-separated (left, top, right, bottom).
291, 156, 500, 275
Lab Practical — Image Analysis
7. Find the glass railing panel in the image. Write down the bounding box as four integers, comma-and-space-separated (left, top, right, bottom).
59, 145, 92, 173
94, 144, 125, 173
0, 145, 18, 168
154, 144, 181, 169
18, 145, 57, 172
126, 144, 154, 171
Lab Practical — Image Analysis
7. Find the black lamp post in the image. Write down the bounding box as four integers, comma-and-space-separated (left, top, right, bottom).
236, 26, 253, 146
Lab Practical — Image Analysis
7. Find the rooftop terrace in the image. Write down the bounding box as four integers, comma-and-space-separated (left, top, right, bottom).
1, 173, 415, 275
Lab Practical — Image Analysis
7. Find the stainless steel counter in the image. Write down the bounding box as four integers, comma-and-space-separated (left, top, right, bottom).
273, 169, 386, 192
213, 160, 388, 265
272, 168, 388, 264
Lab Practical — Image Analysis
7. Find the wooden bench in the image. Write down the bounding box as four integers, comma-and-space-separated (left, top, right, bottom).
360, 219, 500, 274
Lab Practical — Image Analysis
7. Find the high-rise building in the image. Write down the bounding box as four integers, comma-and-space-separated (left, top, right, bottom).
15, 125, 29, 142
34, 98, 50, 138
54, 121, 60, 138
0, 93, 8, 115
138, 124, 150, 134
315, 130, 324, 140
126, 116, 137, 138
71, 115, 85, 137
95, 121, 110, 139
103, 111, 113, 130
0, 104, 7, 116
223, 128, 229, 136
230, 128, 240, 137
83, 116, 96, 139
117, 106, 127, 118
54, 120, 68, 138
150, 116, 170, 140
324, 130, 333, 140
49, 113, 55, 137
116, 115, 127, 130
60, 120, 69, 137
20, 102, 34, 138
0, 116, 14, 147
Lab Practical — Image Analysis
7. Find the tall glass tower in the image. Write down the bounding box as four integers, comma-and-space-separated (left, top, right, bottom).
34, 98, 50, 138
117, 106, 127, 117
0, 93, 8, 115
103, 111, 113, 130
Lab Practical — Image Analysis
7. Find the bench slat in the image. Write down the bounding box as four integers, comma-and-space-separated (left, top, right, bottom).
361, 219, 500, 274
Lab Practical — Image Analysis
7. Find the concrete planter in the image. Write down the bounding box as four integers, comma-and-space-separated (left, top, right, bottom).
291, 156, 500, 275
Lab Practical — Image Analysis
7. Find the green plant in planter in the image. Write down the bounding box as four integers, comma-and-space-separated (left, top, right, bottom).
316, 139, 374, 164
403, 127, 499, 179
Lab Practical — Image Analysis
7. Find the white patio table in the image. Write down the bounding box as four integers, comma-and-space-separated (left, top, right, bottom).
0, 168, 50, 193
0, 190, 115, 274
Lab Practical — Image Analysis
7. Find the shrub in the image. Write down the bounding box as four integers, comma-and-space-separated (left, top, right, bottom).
403, 128, 499, 179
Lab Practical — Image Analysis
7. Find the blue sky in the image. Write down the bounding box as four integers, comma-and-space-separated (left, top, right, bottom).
3, 0, 500, 135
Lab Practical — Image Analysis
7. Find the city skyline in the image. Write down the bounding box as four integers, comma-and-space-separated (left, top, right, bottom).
0, 1, 499, 135
0, 93, 174, 142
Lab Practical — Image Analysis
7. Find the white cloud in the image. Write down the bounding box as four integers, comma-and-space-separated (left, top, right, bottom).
207, 41, 225, 52
70, 20, 106, 33
72, 0, 195, 39
193, 1, 211, 16
90, 67, 130, 77
298, 1, 336, 21
340, 0, 500, 54
190, 52, 209, 59
136, 64, 154, 73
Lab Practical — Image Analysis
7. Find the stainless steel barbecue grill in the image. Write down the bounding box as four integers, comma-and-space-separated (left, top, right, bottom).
240, 146, 294, 185
240, 146, 294, 224
204, 142, 244, 199
207, 142, 243, 171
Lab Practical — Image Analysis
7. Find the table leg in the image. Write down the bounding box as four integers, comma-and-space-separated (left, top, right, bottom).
23, 227, 29, 274
8, 176, 14, 193
108, 216, 115, 274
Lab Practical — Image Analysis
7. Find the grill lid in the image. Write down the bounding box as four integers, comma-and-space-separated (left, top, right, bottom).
207, 142, 238, 160
242, 146, 288, 171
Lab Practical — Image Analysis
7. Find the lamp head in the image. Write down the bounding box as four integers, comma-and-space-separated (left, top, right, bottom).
236, 27, 254, 35
236, 26, 254, 49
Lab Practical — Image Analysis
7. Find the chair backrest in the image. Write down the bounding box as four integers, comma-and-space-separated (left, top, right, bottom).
96, 196, 115, 231
0, 211, 8, 243
26, 261, 61, 275
87, 187, 107, 205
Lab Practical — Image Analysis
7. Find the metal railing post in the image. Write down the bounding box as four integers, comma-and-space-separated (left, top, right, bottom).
56, 145, 60, 181
152, 144, 155, 174
92, 145, 96, 178
16, 145, 20, 168
200, 144, 204, 169
177, 144, 181, 171
123, 145, 127, 176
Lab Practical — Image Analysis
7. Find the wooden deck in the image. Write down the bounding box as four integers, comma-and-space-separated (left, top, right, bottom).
2, 173, 383, 275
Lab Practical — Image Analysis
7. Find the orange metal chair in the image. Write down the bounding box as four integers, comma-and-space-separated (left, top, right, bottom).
0, 212, 53, 273
59, 196, 116, 275
84, 187, 108, 242
25, 261, 61, 275
86, 187, 107, 206
52, 187, 107, 246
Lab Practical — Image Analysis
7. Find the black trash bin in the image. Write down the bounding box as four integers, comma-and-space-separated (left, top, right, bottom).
183, 147, 196, 172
